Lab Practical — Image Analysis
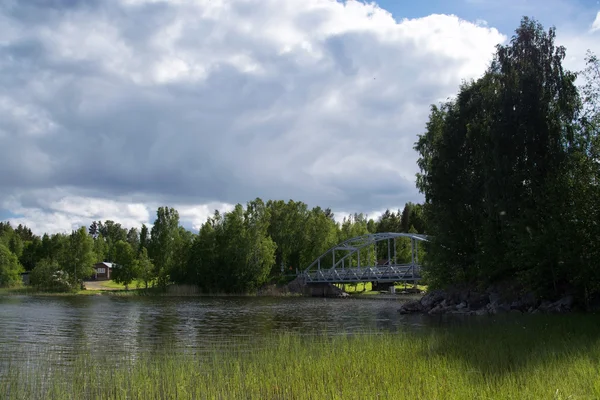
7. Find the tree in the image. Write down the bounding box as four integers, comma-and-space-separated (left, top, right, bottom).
581, 51, 599, 129
93, 233, 108, 262
30, 259, 71, 292
266, 200, 309, 275
300, 207, 339, 270
112, 240, 137, 289
65, 227, 96, 285
189, 217, 219, 291
242, 198, 277, 291
20, 237, 42, 271
139, 224, 149, 254
136, 247, 154, 289
126, 228, 140, 251
89, 221, 99, 238
414, 17, 581, 294
149, 207, 180, 289
169, 227, 194, 284
0, 244, 24, 287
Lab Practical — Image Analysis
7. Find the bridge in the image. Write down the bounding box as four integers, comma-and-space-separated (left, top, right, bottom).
300, 232, 429, 287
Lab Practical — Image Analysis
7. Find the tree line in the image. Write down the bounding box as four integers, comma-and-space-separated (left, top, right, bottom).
0, 200, 426, 292
415, 17, 600, 304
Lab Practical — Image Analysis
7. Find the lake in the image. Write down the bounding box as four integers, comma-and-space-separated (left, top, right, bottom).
0, 295, 432, 366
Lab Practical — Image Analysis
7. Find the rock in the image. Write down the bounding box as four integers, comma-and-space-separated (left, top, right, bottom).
456, 302, 467, 310
450, 308, 472, 315
553, 295, 574, 309
538, 300, 553, 312
420, 290, 445, 310
541, 295, 574, 313
510, 300, 523, 310
466, 292, 487, 309
489, 292, 501, 305
398, 300, 423, 314
520, 291, 538, 309
428, 305, 445, 315
475, 308, 488, 316
487, 302, 509, 315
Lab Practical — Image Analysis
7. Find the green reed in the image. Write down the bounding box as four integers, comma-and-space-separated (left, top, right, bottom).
3, 314, 600, 399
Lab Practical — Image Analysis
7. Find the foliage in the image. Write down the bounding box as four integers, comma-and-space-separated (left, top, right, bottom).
29, 259, 72, 292
414, 17, 600, 301
149, 207, 180, 289
65, 227, 96, 285
0, 198, 429, 293
112, 240, 138, 288
0, 243, 24, 287
136, 247, 154, 289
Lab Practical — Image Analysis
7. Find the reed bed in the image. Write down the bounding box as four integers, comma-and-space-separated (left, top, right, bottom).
2, 314, 600, 399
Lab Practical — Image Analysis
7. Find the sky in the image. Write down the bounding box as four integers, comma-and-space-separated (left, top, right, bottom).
0, 0, 599, 235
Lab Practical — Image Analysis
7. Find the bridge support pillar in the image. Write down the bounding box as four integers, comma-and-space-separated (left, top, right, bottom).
304, 282, 347, 297
372, 282, 394, 292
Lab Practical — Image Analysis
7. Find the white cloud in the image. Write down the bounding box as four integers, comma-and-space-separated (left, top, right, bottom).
13, 0, 600, 235
591, 11, 600, 32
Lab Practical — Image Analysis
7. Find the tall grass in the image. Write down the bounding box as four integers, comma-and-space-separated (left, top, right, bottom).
3, 314, 600, 399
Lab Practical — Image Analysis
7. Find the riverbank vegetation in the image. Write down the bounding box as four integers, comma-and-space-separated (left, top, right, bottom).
415, 17, 600, 306
0, 203, 425, 294
2, 314, 599, 399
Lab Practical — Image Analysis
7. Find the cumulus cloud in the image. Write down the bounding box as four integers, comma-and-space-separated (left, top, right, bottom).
591, 11, 600, 33
0, 0, 513, 233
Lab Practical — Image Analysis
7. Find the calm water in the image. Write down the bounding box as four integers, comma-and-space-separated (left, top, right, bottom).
0, 295, 439, 369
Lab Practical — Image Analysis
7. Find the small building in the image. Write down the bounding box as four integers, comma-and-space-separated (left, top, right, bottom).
21, 272, 30, 285
92, 262, 114, 281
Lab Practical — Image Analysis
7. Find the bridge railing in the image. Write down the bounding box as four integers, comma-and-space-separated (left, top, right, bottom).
302, 263, 421, 283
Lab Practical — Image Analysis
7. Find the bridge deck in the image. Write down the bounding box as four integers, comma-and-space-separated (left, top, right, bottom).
302, 264, 421, 284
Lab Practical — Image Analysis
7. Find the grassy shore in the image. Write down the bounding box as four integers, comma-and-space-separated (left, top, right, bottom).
339, 281, 427, 295
2, 314, 600, 399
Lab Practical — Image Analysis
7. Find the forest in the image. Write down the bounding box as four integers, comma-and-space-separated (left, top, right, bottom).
0, 201, 425, 293
415, 17, 600, 304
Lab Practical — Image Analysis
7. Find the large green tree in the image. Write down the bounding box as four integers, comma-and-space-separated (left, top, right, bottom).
0, 244, 24, 287
415, 17, 582, 295
65, 227, 96, 285
112, 240, 138, 289
149, 207, 180, 289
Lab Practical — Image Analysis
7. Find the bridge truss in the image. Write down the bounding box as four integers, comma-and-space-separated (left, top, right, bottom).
301, 232, 429, 284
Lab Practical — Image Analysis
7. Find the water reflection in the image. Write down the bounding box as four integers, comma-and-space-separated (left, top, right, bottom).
0, 295, 432, 366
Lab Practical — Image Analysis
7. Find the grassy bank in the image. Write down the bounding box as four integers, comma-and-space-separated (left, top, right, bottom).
3, 314, 600, 399
338, 282, 427, 295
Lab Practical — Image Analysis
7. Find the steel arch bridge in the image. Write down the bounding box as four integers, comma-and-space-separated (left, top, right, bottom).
301, 232, 429, 284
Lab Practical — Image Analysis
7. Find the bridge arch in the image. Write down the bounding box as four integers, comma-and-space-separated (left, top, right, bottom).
301, 232, 429, 284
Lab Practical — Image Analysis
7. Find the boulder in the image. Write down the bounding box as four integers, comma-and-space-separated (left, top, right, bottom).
488, 292, 501, 305
520, 291, 538, 309
398, 300, 423, 314
420, 290, 445, 310
541, 295, 574, 313
428, 304, 445, 315
466, 292, 487, 309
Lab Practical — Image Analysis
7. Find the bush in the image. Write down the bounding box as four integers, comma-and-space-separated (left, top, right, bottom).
30, 259, 73, 292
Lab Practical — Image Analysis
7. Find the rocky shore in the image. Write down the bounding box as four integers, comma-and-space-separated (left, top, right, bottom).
399, 285, 575, 315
